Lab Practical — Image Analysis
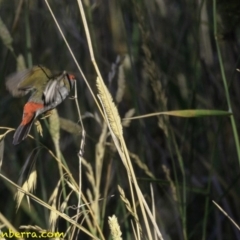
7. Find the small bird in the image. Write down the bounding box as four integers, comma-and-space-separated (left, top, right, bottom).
6, 65, 76, 145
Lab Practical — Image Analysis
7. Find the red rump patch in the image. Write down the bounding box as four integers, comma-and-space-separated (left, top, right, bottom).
21, 102, 44, 125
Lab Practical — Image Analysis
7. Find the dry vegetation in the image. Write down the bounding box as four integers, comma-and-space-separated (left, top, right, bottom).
1, 0, 240, 239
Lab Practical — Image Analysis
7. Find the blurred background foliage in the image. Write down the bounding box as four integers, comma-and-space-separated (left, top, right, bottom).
1, 0, 240, 239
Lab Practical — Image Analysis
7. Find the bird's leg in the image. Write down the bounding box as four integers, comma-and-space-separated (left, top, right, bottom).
35, 120, 43, 137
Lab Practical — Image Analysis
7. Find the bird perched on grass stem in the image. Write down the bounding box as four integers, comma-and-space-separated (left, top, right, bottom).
6, 65, 76, 145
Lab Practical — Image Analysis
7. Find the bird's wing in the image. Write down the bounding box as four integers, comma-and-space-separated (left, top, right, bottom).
6, 65, 52, 97
43, 78, 59, 104
43, 71, 71, 105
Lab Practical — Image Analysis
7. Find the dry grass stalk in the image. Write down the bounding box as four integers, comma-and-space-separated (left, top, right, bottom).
66, 173, 104, 237
0, 135, 4, 170
97, 77, 162, 239
162, 165, 177, 202
48, 179, 61, 231
108, 215, 123, 240
108, 55, 126, 103
59, 117, 81, 135
150, 184, 157, 240
16, 54, 26, 71
60, 191, 73, 213
96, 76, 131, 173
86, 189, 93, 204
133, 0, 168, 136
81, 158, 95, 190
48, 109, 69, 232
97, 88, 136, 238
19, 225, 45, 232
0, 173, 98, 239
129, 152, 155, 179
109, 56, 121, 83
81, 158, 100, 233
212, 200, 240, 231
130, 220, 138, 240
118, 185, 142, 237
96, 77, 123, 140
49, 205, 58, 232
122, 109, 136, 127
0, 16, 13, 52
0, 212, 19, 236
66, 180, 78, 194
115, 63, 126, 104
15, 167, 37, 210
93, 122, 108, 225
49, 109, 60, 145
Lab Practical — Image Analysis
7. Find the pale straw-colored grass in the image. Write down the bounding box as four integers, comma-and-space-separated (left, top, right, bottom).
0, 16, 13, 52
122, 109, 136, 128
108, 215, 123, 240
15, 167, 37, 210
48, 179, 61, 231
212, 200, 240, 231
118, 185, 142, 237
0, 173, 99, 239
129, 152, 155, 179
115, 60, 126, 104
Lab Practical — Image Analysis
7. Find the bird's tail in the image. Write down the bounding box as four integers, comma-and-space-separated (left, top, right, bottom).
13, 102, 44, 145
13, 120, 34, 145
